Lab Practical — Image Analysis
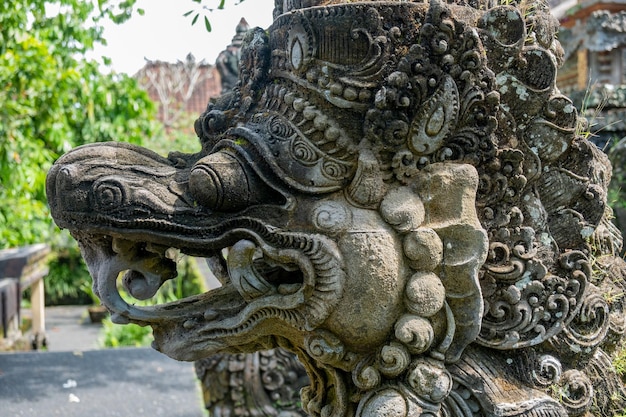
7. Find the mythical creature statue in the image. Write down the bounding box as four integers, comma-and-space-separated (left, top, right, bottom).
47, 0, 626, 416
216, 18, 250, 92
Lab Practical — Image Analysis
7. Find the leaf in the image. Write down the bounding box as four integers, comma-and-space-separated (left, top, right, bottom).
191, 13, 199, 25
218, 0, 226, 9
137, 8, 145, 16
204, 16, 212, 32
0, 2, 159, 248
183, 9, 194, 17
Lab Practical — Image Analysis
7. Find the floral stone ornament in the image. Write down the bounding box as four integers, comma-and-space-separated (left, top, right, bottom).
47, 1, 626, 416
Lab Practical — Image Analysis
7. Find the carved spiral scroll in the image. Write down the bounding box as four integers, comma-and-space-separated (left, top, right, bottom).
531, 354, 563, 388
555, 370, 594, 416
478, 251, 590, 349
550, 289, 610, 356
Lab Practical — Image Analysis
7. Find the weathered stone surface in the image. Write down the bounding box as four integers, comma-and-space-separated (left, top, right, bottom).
195, 348, 308, 417
47, 1, 626, 416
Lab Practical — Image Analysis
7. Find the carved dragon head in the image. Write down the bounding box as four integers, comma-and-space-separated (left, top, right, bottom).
47, 1, 626, 416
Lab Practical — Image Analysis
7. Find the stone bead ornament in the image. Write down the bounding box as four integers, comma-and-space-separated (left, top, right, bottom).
47, 1, 626, 416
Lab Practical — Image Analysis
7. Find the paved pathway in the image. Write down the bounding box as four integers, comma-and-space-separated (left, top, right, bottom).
0, 348, 205, 417
0, 306, 206, 416
0, 256, 220, 416
43, 305, 102, 351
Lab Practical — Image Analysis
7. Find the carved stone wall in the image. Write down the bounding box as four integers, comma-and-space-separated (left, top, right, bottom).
47, 1, 626, 416
195, 349, 308, 417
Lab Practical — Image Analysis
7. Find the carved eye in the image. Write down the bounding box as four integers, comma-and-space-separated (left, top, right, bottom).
408, 75, 459, 156
287, 21, 312, 74
93, 179, 126, 211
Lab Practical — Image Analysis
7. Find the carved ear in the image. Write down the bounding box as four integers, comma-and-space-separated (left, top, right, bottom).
346, 149, 386, 208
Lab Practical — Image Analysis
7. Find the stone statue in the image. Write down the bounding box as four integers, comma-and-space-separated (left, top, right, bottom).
216, 18, 250, 92
46, 1, 626, 416
195, 348, 308, 417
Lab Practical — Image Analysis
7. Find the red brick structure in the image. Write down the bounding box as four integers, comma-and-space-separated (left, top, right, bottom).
135, 54, 222, 131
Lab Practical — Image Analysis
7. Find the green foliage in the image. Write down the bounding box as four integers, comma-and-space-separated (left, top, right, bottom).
79, 280, 101, 305
100, 319, 153, 348
45, 232, 93, 305
0, 0, 157, 248
184, 0, 246, 32
1, 1, 212, 348
613, 344, 626, 380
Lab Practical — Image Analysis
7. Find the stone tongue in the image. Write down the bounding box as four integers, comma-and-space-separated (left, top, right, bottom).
70, 234, 238, 325
90, 244, 244, 326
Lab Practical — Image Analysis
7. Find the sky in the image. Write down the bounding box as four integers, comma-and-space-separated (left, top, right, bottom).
92, 0, 275, 75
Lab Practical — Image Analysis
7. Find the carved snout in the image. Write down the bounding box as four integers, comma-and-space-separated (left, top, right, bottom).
189, 151, 278, 212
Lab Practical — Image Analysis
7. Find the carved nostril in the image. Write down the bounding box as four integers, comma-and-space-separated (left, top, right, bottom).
93, 179, 125, 211
57, 165, 77, 191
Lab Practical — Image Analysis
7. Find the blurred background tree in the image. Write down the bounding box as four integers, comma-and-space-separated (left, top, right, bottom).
0, 0, 157, 247
0, 0, 230, 310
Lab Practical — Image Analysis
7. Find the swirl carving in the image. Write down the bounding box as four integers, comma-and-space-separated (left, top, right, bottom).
550, 288, 610, 356
305, 330, 354, 371
93, 178, 126, 210
312, 201, 352, 235
377, 343, 411, 378
531, 354, 563, 388
352, 343, 412, 391
479, 251, 589, 349
269, 115, 297, 141
353, 362, 381, 392
582, 349, 626, 415
292, 139, 320, 166
554, 370, 594, 416
322, 160, 351, 181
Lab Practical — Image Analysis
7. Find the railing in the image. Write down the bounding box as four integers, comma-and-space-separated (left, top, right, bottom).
0, 244, 50, 348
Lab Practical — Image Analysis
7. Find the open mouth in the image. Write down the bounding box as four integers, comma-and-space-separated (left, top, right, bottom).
46, 142, 345, 359
70, 221, 343, 360
76, 230, 307, 324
